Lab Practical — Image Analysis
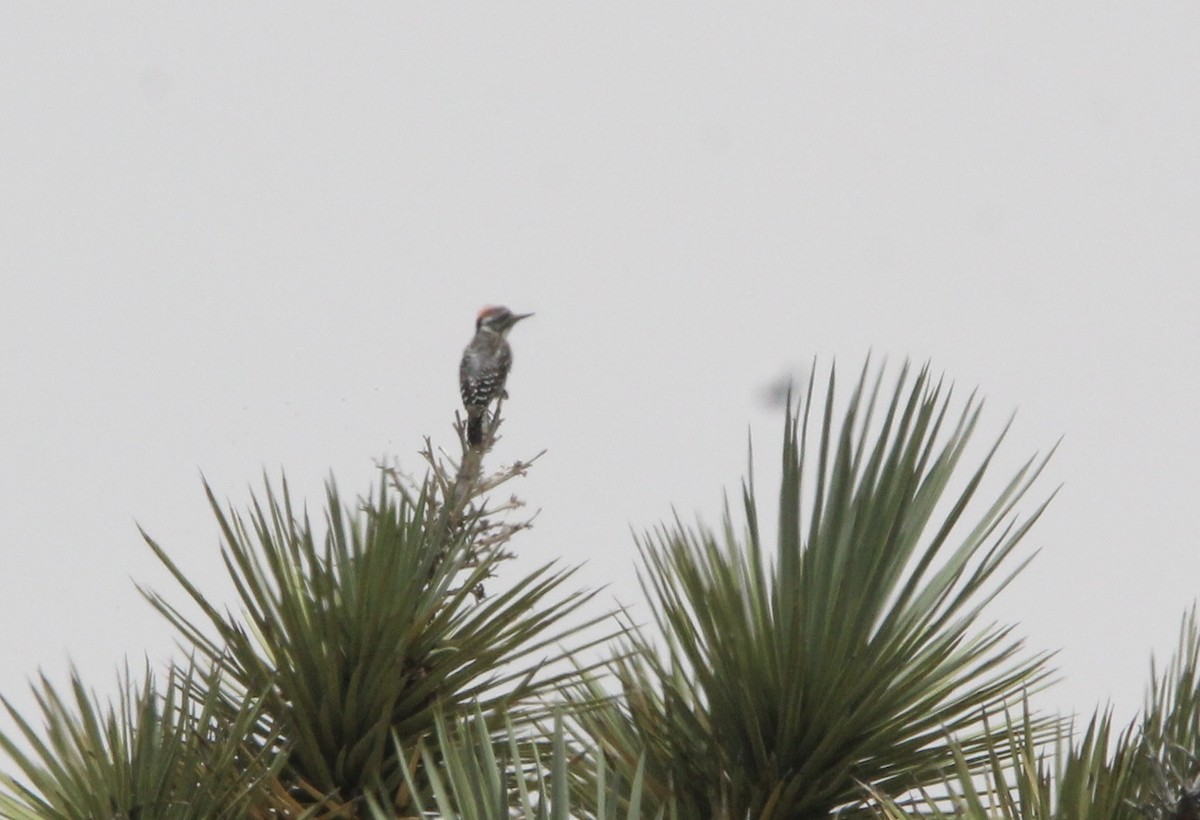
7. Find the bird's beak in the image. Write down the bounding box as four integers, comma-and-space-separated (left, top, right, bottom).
512, 312, 534, 324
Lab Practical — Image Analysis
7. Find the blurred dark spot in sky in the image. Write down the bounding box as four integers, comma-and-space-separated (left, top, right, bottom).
760, 369, 808, 409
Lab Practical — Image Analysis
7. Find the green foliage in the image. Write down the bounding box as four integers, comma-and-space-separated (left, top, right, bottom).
1136, 605, 1200, 818
377, 707, 661, 820
7, 357, 1200, 817
138, 446, 617, 809
872, 702, 1142, 819
0, 661, 280, 819
874, 608, 1200, 819
570, 362, 1057, 818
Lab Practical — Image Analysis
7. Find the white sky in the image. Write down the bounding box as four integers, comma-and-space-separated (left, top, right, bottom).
1, 5, 1198, 732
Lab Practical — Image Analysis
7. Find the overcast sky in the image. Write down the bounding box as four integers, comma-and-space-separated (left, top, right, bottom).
1, 5, 1198, 731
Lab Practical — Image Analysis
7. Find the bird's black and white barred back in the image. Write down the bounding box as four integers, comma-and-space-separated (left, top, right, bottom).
459, 306, 532, 447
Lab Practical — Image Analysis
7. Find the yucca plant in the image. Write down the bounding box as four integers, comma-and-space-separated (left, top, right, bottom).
871, 701, 1142, 819
1135, 606, 1200, 819
139, 434, 618, 811
569, 361, 1058, 818
380, 706, 663, 820
0, 659, 281, 819
876, 607, 1200, 819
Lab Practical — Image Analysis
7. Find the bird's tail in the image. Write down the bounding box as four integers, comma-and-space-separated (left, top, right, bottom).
467, 414, 484, 447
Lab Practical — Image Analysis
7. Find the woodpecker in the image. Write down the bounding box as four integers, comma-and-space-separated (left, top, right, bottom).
459, 306, 532, 447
